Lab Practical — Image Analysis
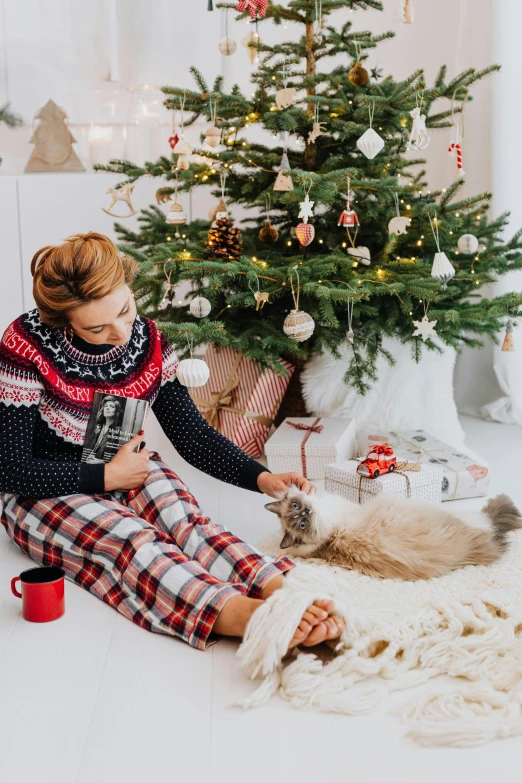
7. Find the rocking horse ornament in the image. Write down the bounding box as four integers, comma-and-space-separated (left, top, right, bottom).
102, 183, 137, 218
406, 106, 430, 151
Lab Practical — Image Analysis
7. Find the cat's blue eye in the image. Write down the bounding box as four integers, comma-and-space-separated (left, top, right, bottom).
292, 502, 299, 510
299, 520, 306, 530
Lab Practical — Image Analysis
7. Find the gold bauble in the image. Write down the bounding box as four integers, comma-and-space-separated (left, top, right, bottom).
348, 61, 369, 86
259, 220, 279, 244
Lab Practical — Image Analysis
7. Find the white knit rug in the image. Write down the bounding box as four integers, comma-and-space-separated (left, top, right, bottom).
236, 531, 522, 747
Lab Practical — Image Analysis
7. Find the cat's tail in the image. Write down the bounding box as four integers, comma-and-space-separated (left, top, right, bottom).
482, 494, 522, 549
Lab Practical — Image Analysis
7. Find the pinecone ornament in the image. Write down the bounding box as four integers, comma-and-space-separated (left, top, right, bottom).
207, 217, 243, 260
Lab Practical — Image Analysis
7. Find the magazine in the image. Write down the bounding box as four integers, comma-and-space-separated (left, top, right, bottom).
81, 392, 149, 465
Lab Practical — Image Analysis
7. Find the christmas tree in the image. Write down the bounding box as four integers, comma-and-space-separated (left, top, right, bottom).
96, 0, 522, 399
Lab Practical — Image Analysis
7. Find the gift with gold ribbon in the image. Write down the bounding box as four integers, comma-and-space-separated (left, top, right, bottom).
190, 344, 294, 458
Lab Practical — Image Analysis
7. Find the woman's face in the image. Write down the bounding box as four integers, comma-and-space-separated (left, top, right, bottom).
103, 400, 117, 417
68, 284, 137, 345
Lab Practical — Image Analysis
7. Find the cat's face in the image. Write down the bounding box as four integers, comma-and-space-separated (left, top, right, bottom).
265, 488, 322, 550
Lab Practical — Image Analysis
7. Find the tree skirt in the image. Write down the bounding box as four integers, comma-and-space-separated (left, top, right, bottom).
236, 532, 522, 747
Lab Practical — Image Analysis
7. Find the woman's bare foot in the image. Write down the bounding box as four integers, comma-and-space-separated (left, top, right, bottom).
287, 599, 345, 650
213, 595, 345, 654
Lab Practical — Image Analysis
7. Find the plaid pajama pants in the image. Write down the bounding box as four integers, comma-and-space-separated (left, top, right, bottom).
1, 455, 294, 650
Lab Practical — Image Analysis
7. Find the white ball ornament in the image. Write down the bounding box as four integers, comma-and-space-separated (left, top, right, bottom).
457, 233, 479, 254
176, 358, 210, 388
189, 296, 212, 318
219, 37, 237, 56
283, 310, 315, 342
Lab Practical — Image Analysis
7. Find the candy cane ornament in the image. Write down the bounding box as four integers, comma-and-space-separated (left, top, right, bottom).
448, 130, 465, 178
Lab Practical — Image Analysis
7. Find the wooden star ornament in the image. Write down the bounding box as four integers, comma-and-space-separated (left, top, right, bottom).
412, 315, 438, 342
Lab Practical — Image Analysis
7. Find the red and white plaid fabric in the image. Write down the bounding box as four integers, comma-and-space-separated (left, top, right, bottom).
236, 0, 268, 19
1, 455, 293, 650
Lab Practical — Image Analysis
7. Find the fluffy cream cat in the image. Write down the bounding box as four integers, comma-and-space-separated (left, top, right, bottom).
265, 488, 522, 581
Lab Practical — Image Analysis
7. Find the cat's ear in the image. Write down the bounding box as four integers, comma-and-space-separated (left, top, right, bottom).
280, 532, 296, 549
265, 501, 283, 514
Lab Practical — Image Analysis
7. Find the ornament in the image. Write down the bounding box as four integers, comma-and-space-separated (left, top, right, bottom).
346, 298, 355, 345
254, 291, 270, 310
357, 127, 384, 159
347, 246, 371, 266
502, 319, 515, 352
205, 126, 221, 148
176, 154, 190, 171
219, 37, 237, 55
356, 102, 384, 159
273, 149, 293, 192
275, 87, 296, 110
219, 7, 237, 55
388, 193, 411, 235
338, 208, 359, 228
457, 233, 479, 254
429, 213, 455, 288
295, 223, 315, 247
371, 66, 383, 80
348, 61, 369, 86
189, 296, 212, 319
400, 0, 414, 23
308, 121, 327, 145
173, 138, 192, 156
431, 251, 455, 287
165, 199, 187, 226
177, 358, 211, 388
215, 198, 229, 222
259, 220, 279, 244
298, 185, 314, 223
448, 136, 464, 177
412, 314, 438, 342
242, 30, 261, 64
388, 216, 411, 235
283, 310, 315, 342
25, 99, 85, 173
210, 171, 230, 226
207, 217, 243, 259
236, 0, 268, 19
406, 106, 430, 151
102, 183, 137, 218
168, 134, 179, 150
156, 187, 172, 205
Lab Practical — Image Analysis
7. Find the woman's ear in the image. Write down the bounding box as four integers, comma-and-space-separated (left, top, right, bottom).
264, 501, 283, 514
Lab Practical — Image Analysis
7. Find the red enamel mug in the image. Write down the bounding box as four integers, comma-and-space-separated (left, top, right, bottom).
11, 566, 65, 623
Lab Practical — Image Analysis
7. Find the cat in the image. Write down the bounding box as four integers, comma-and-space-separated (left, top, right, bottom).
265, 487, 522, 581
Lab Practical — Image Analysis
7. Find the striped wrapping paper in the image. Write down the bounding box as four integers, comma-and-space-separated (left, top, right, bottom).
190, 344, 294, 458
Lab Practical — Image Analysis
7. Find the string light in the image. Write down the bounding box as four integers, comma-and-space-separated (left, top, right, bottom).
319, 239, 324, 244
287, 240, 292, 246
166, 236, 172, 241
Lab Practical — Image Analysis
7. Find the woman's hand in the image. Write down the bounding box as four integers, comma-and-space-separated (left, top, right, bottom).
257, 471, 315, 498
104, 432, 150, 491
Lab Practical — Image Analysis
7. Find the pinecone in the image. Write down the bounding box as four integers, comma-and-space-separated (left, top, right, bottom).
206, 217, 242, 260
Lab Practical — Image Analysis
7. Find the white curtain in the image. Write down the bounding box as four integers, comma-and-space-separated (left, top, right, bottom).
481, 0, 522, 425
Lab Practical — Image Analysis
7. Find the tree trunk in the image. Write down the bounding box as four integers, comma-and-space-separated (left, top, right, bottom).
275, 352, 310, 425
303, 19, 317, 170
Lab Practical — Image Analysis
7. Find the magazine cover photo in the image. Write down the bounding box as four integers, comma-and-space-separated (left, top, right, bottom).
81, 392, 148, 464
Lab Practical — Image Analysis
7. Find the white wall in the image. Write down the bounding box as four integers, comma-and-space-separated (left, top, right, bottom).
0, 0, 510, 413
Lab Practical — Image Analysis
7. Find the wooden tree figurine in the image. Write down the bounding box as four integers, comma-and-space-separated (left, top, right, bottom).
25, 99, 85, 173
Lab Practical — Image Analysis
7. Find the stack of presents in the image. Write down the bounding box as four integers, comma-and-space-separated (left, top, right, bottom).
191, 345, 489, 503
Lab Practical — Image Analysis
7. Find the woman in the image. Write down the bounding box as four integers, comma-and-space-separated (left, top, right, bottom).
0, 233, 344, 651
86, 395, 124, 463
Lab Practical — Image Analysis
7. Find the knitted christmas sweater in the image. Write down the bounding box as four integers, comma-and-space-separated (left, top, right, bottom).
0, 310, 267, 499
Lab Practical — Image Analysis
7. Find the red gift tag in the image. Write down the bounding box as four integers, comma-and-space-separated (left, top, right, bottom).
168, 134, 179, 150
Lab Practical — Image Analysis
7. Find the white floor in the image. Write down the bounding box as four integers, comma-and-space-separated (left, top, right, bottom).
1, 415, 522, 783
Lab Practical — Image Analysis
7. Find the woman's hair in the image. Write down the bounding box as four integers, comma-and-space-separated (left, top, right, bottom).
31, 232, 139, 328
95, 395, 124, 429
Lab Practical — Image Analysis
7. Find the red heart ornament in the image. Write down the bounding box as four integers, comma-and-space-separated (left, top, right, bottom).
168, 134, 180, 150
295, 223, 315, 247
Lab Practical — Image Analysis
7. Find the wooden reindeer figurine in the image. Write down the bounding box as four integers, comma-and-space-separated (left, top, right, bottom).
102, 183, 137, 218
254, 291, 270, 310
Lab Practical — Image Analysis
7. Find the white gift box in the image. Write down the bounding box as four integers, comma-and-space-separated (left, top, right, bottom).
264, 417, 357, 480
325, 460, 443, 504
358, 429, 489, 502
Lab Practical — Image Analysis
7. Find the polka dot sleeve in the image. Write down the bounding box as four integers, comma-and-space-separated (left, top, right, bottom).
152, 379, 268, 493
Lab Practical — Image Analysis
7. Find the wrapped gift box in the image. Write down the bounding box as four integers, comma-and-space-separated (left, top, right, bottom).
190, 344, 294, 458
358, 429, 489, 502
326, 460, 443, 504
265, 417, 357, 480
